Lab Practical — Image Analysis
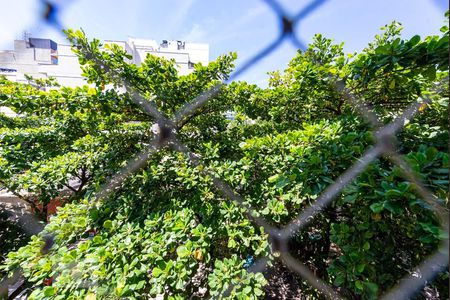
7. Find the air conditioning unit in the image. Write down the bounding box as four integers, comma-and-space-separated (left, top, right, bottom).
177, 41, 185, 50
160, 40, 168, 48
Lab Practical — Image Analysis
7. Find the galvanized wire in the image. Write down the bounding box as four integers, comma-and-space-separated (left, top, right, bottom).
0, 0, 448, 299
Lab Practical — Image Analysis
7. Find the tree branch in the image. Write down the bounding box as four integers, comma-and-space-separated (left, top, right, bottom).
63, 182, 78, 193
176, 105, 219, 130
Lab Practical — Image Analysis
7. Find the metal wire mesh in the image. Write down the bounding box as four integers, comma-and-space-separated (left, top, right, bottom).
0, 0, 448, 298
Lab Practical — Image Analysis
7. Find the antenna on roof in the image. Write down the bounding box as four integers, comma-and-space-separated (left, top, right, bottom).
22, 31, 32, 41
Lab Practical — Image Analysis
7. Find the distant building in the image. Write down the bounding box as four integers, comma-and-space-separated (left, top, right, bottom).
0, 37, 209, 87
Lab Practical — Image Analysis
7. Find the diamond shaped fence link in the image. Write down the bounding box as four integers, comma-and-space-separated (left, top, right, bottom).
0, 0, 448, 299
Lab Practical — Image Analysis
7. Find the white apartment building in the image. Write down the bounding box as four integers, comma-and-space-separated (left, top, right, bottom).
0, 37, 209, 87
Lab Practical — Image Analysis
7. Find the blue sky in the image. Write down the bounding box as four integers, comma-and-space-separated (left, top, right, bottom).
0, 0, 448, 85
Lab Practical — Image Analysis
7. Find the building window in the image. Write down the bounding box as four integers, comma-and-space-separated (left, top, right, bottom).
160, 40, 168, 48
0, 68, 17, 73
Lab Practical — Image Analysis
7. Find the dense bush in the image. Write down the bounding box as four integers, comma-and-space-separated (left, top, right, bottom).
0, 13, 448, 299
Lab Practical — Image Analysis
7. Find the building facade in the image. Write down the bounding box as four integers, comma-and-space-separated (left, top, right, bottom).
0, 37, 209, 87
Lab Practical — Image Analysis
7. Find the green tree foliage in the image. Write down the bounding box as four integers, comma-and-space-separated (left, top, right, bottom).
0, 78, 151, 218
0, 13, 448, 299
351, 20, 449, 111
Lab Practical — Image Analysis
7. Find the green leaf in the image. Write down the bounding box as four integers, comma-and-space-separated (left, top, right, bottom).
356, 263, 365, 274
389, 79, 395, 89
408, 35, 420, 46
268, 174, 280, 183
136, 280, 146, 290
254, 288, 263, 296
242, 286, 252, 294
375, 45, 390, 55
175, 279, 184, 290
176, 245, 190, 258
209, 279, 217, 288
431, 179, 449, 185
89, 208, 99, 220
92, 235, 103, 244
369, 202, 384, 213
85, 292, 96, 300
364, 282, 379, 295
383, 201, 403, 214
228, 238, 237, 248
275, 176, 289, 189
152, 267, 163, 277
384, 189, 403, 197
43, 286, 56, 297
334, 274, 345, 286
343, 193, 358, 204
363, 241, 370, 251
103, 220, 113, 229
422, 66, 436, 80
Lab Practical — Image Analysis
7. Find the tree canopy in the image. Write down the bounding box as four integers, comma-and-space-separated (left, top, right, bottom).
0, 13, 448, 300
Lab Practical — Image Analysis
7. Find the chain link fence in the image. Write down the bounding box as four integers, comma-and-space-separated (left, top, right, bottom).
0, 0, 448, 298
